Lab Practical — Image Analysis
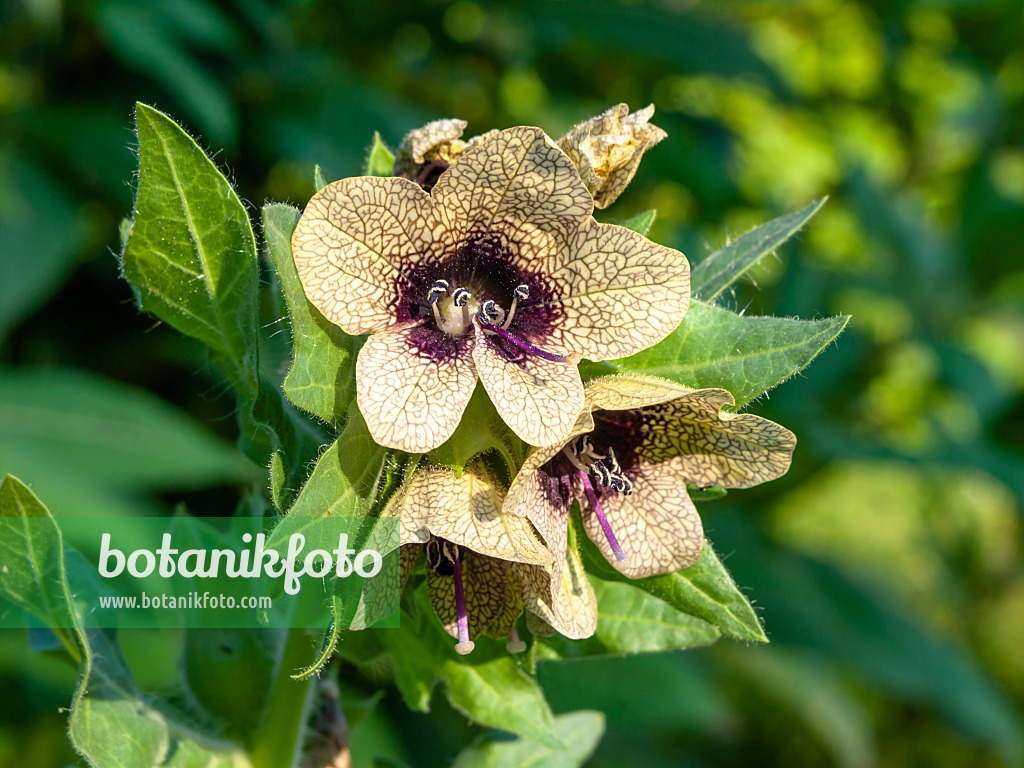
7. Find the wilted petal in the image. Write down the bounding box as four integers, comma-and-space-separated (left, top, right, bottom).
432, 126, 593, 256
473, 324, 584, 447
398, 461, 552, 565
398, 118, 467, 166
292, 177, 446, 334
543, 223, 689, 360
356, 323, 477, 453
581, 462, 704, 578
557, 103, 667, 208
517, 544, 597, 640
428, 549, 508, 641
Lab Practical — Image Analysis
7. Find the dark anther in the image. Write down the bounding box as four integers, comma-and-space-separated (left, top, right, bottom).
514, 284, 530, 301
452, 288, 471, 307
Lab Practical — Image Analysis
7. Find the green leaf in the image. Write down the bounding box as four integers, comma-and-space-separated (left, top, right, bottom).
443, 655, 562, 749
284, 409, 388, 519
0, 476, 250, 767
620, 208, 657, 237
0, 475, 83, 660
425, 384, 527, 477
123, 102, 259, 398
263, 203, 358, 426
688, 484, 727, 501
313, 164, 328, 192
365, 131, 396, 176
0, 151, 89, 341
0, 367, 256, 491
588, 577, 721, 653
452, 711, 605, 768
582, 535, 766, 642
612, 300, 850, 406
691, 197, 827, 301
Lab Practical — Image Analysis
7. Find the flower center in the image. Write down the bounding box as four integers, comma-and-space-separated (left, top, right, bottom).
426, 279, 567, 363
562, 436, 629, 561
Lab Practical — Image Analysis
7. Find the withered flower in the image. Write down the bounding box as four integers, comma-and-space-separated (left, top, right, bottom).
292, 127, 689, 452
557, 103, 667, 208
505, 375, 796, 578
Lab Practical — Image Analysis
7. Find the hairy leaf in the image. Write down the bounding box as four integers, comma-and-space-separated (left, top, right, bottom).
263, 203, 358, 425
123, 102, 258, 397
612, 300, 849, 406
365, 131, 396, 176
691, 198, 826, 301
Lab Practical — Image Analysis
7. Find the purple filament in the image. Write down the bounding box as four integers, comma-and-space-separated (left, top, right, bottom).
483, 323, 567, 362
452, 550, 471, 646
580, 471, 626, 561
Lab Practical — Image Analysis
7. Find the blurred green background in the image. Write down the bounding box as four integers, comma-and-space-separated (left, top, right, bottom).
2, 0, 1023, 765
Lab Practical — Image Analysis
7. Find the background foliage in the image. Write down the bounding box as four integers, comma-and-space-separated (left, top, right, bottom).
2, 0, 1023, 766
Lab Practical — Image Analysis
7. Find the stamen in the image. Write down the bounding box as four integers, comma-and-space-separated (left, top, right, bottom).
579, 471, 626, 562
482, 324, 567, 362
452, 288, 471, 307
427, 279, 450, 305
589, 461, 612, 487
501, 284, 530, 330
605, 446, 621, 474
452, 549, 475, 655
506, 625, 526, 654
478, 300, 503, 324
561, 445, 590, 473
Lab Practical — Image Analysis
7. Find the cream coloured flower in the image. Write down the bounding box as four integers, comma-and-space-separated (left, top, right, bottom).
505, 375, 797, 579
557, 103, 668, 208
292, 126, 689, 453
389, 459, 596, 654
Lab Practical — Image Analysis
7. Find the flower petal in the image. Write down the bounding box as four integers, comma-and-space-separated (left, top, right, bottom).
581, 461, 704, 578
541, 222, 690, 360
292, 176, 447, 335
398, 461, 552, 565
584, 373, 694, 411
485, 568, 525, 640
503, 409, 593, 582
517, 544, 597, 640
431, 126, 593, 256
428, 549, 508, 641
356, 323, 477, 453
639, 388, 797, 488
473, 325, 584, 447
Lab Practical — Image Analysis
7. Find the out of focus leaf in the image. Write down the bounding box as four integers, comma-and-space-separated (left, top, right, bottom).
452, 710, 605, 768
0, 476, 250, 767
0, 367, 255, 490
621, 209, 657, 237
96, 2, 236, 145
582, 536, 766, 643
365, 131, 396, 176
691, 198, 826, 301
0, 151, 89, 341
612, 301, 850, 406
263, 203, 358, 425
123, 102, 258, 397
714, 511, 1024, 765
722, 646, 875, 768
